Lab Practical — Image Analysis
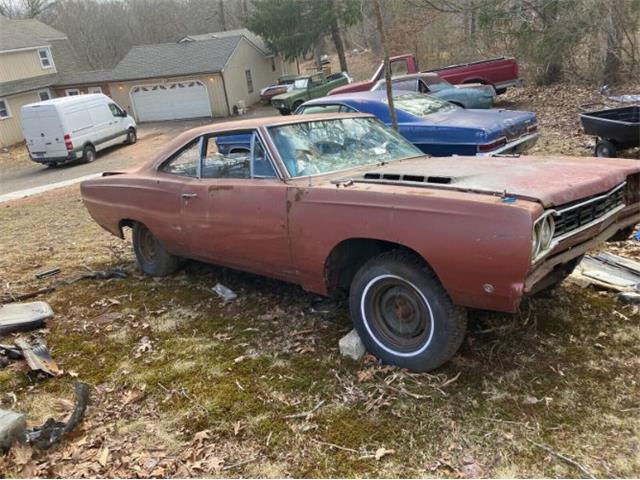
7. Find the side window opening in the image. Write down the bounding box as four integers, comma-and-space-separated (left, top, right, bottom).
200, 132, 277, 180
160, 139, 201, 177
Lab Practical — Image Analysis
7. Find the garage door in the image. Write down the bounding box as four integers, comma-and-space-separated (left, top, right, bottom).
131, 80, 212, 122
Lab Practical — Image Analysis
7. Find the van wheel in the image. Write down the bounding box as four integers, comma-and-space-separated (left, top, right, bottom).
126, 128, 137, 145
349, 250, 467, 372
82, 145, 96, 163
132, 222, 180, 276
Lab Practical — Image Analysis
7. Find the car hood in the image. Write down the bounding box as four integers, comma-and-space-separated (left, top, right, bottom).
347, 155, 640, 207
328, 81, 373, 95
272, 90, 303, 102
426, 108, 536, 141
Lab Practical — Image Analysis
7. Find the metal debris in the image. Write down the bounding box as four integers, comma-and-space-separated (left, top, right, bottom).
25, 382, 90, 450
35, 268, 61, 279
0, 301, 53, 335
14, 339, 63, 376
570, 252, 640, 292
212, 283, 237, 302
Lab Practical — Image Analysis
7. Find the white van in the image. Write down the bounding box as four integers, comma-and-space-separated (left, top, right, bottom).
21, 94, 137, 166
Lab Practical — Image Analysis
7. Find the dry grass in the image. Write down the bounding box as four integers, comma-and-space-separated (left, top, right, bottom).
2, 187, 640, 478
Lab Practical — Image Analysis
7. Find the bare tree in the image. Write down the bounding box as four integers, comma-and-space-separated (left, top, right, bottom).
373, 0, 397, 131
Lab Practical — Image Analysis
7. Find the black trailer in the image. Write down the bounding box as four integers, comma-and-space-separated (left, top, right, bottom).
579, 106, 639, 157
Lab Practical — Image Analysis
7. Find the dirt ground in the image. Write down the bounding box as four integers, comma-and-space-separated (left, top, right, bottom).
1, 84, 640, 478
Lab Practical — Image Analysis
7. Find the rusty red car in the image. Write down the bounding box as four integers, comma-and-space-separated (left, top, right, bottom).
81, 114, 640, 371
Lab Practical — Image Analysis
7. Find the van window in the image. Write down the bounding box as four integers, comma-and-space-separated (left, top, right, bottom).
108, 103, 125, 117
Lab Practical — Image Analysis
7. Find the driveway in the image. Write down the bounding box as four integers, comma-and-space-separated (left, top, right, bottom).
0, 104, 277, 200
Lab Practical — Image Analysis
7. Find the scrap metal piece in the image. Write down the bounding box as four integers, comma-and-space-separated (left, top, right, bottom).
26, 382, 90, 450
14, 339, 63, 376
0, 301, 53, 335
570, 252, 640, 292
35, 268, 61, 279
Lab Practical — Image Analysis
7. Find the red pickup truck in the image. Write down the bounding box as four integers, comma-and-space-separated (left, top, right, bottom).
329, 54, 522, 96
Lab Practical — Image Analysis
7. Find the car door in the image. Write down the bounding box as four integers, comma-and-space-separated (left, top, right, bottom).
107, 103, 128, 141
150, 137, 203, 256
180, 130, 293, 279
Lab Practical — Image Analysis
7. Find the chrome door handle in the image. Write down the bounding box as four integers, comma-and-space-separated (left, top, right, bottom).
181, 193, 198, 199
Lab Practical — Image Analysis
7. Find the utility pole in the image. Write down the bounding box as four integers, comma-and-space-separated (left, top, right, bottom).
373, 0, 397, 131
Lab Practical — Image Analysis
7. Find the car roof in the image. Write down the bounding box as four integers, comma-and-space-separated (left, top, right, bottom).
146, 112, 376, 169
305, 90, 420, 106
23, 93, 108, 110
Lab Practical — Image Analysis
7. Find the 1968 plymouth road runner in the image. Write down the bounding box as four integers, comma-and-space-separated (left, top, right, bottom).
81, 114, 640, 371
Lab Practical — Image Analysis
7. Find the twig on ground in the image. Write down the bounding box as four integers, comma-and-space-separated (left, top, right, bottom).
312, 439, 360, 454
283, 399, 325, 419
1, 286, 56, 303
528, 439, 595, 479
222, 456, 258, 471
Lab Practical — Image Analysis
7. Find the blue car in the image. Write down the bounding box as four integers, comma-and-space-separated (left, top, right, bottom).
296, 91, 539, 156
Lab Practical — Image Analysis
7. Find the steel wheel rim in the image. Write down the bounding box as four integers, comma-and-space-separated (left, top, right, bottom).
86, 150, 95, 162
138, 227, 156, 264
128, 131, 136, 143
361, 275, 434, 356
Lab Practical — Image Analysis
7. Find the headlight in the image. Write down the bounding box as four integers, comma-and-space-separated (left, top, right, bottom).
532, 213, 556, 261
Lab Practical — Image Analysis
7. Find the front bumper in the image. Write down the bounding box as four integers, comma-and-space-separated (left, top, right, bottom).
524, 208, 640, 293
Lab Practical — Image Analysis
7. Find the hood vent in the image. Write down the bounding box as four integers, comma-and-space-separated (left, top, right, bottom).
363, 172, 453, 184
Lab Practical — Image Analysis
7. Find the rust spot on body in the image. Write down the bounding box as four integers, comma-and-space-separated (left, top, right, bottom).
208, 185, 234, 192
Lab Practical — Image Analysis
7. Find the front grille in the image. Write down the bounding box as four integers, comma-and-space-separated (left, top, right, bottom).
553, 183, 625, 238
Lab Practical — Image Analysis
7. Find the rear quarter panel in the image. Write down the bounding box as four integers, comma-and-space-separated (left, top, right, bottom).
81, 174, 188, 256
287, 183, 539, 312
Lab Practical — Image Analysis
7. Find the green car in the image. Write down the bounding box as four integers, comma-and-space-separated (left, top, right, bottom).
271, 72, 350, 115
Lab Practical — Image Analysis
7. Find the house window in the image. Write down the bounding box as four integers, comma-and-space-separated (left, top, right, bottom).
0, 99, 10, 119
66, 89, 80, 96
38, 90, 51, 101
38, 48, 53, 69
89, 86, 102, 94
245, 69, 253, 94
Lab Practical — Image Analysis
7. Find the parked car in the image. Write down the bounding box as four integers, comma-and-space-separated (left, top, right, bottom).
81, 114, 640, 371
21, 94, 136, 167
271, 72, 350, 115
329, 54, 522, 96
296, 91, 538, 156
371, 73, 496, 109
259, 74, 298, 104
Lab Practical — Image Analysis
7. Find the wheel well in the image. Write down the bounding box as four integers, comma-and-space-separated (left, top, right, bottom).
118, 218, 137, 238
83, 142, 95, 151
324, 238, 428, 297
450, 101, 465, 108
462, 78, 489, 85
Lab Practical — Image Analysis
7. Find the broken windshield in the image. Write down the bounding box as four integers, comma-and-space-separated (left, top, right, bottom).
394, 93, 458, 116
268, 117, 421, 178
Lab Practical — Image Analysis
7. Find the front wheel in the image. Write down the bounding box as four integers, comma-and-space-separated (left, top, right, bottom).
125, 128, 137, 145
349, 250, 467, 372
132, 223, 180, 276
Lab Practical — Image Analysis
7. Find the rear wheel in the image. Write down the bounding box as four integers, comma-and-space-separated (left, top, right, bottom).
349, 250, 467, 372
82, 145, 96, 163
132, 223, 180, 276
595, 139, 617, 158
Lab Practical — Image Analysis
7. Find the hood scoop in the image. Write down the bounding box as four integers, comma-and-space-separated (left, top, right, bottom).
363, 172, 453, 184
